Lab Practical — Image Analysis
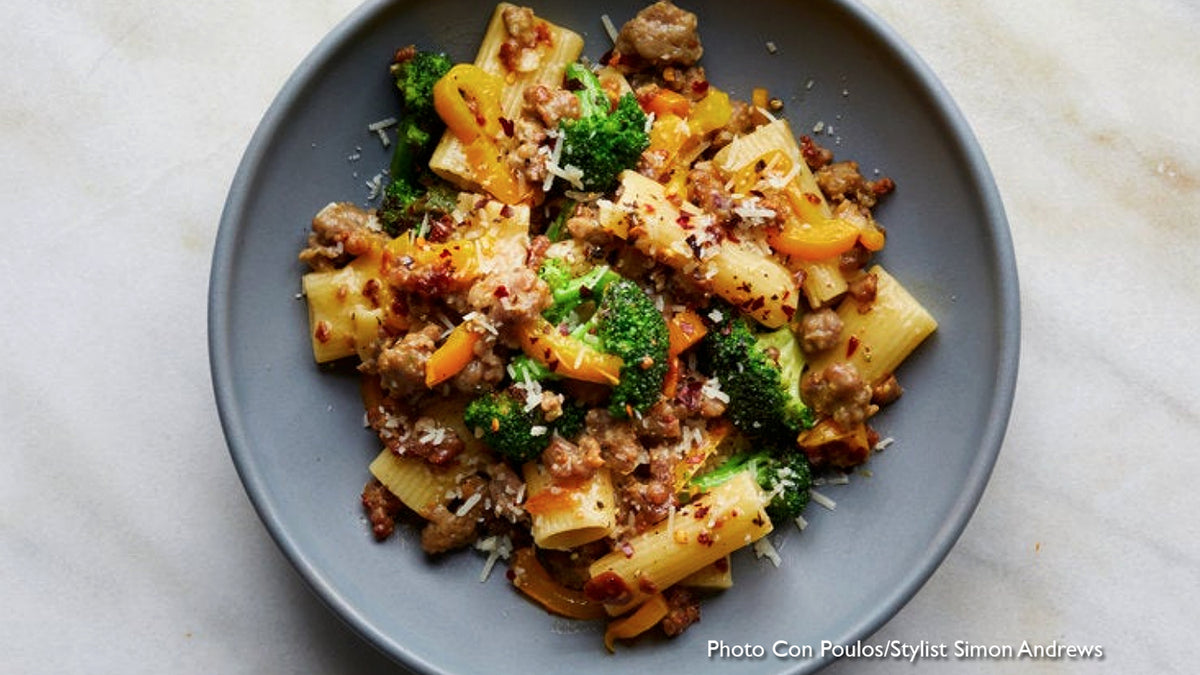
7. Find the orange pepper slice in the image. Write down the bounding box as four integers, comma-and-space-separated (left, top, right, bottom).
641, 88, 692, 118
425, 322, 482, 387
433, 64, 527, 203
516, 317, 622, 385
603, 592, 670, 652
666, 307, 708, 356
769, 218, 862, 260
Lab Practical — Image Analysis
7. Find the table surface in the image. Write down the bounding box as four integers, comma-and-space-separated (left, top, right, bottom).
3, 1, 1197, 673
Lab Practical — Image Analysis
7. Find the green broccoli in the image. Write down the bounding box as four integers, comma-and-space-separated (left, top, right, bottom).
701, 309, 816, 440
377, 177, 458, 237
690, 449, 813, 524
544, 200, 576, 242
557, 63, 650, 193
463, 389, 590, 463
551, 400, 588, 441
535, 258, 667, 413
538, 258, 620, 325
378, 48, 455, 235
595, 278, 669, 417
524, 261, 669, 417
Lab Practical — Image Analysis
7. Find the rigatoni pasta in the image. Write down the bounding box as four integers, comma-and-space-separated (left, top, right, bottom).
295, 0, 937, 652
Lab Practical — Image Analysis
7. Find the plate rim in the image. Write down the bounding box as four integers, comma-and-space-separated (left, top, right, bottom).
208, 0, 1020, 672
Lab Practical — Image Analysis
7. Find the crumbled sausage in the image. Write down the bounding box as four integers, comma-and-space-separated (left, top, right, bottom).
848, 271, 878, 309
815, 160, 895, 209
362, 479, 406, 541
686, 162, 735, 224
801, 362, 875, 428
799, 307, 843, 354
675, 375, 726, 418
612, 1, 704, 69
487, 461, 528, 524
839, 243, 873, 274
636, 400, 682, 440
451, 332, 506, 394
583, 409, 643, 475
871, 373, 903, 407
299, 202, 381, 270
524, 84, 581, 127
407, 416, 466, 466
420, 476, 486, 554
542, 434, 605, 481
374, 324, 442, 397
660, 586, 701, 636
564, 203, 612, 245
498, 5, 549, 73
799, 134, 834, 170
466, 266, 551, 328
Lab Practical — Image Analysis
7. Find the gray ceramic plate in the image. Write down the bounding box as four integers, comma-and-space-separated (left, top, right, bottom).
209, 1, 1018, 673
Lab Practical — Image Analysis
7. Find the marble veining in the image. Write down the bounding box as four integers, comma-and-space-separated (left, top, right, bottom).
1, 0, 1196, 673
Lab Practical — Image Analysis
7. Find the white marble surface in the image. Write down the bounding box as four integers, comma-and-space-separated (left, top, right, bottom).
2, 0, 1197, 673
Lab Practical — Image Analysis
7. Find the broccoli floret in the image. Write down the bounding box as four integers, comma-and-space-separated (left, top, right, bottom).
378, 48, 455, 235
377, 177, 458, 237
557, 63, 650, 193
538, 259, 620, 325
552, 401, 589, 441
544, 200, 576, 242
463, 391, 549, 463
701, 310, 816, 440
690, 449, 813, 523
463, 390, 591, 463
595, 278, 669, 417
526, 262, 669, 416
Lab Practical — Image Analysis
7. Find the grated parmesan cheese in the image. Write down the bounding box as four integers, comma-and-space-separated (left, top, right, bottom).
475, 535, 513, 582
809, 488, 837, 511
754, 537, 782, 567
455, 491, 483, 518
700, 376, 730, 404
600, 14, 619, 43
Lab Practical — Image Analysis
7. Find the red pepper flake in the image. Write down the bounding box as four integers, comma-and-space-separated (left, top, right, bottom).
693, 505, 710, 520
692, 80, 710, 96
637, 575, 659, 594
314, 321, 332, 343
676, 213, 693, 230
362, 278, 382, 307
805, 192, 822, 205
846, 335, 861, 358
498, 117, 515, 138
697, 531, 714, 547
493, 285, 510, 299
583, 571, 632, 604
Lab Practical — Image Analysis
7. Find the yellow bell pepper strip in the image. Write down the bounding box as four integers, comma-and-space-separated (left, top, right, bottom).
666, 307, 708, 356
603, 592, 670, 652
516, 316, 623, 385
433, 64, 527, 204
509, 547, 608, 621
751, 86, 770, 109
769, 217, 862, 261
641, 87, 692, 118
687, 87, 732, 136
424, 321, 483, 388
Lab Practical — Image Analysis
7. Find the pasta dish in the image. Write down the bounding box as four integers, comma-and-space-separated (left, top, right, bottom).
296, 1, 936, 649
